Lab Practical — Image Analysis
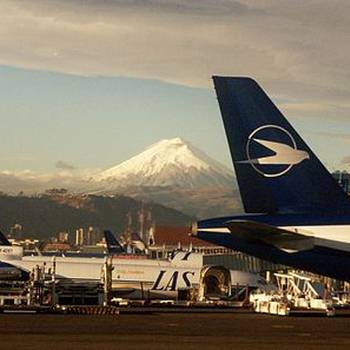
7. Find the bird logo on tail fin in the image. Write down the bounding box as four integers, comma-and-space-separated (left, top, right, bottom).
237, 125, 310, 177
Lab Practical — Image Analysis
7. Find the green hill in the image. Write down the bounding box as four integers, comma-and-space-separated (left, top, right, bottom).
0, 192, 193, 240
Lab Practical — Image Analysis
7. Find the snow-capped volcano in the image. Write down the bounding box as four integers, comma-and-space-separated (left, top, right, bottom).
92, 138, 234, 190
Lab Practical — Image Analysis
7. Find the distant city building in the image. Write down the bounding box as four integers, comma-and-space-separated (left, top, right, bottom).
58, 232, 69, 243
125, 206, 153, 243
43, 242, 71, 252
75, 228, 84, 246
10, 223, 23, 240
86, 226, 97, 245
74, 227, 100, 246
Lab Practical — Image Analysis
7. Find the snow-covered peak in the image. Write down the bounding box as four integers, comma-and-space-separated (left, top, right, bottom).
92, 138, 234, 189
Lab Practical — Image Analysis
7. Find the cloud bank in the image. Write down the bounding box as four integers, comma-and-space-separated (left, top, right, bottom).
55, 160, 76, 170
1, 0, 350, 119
342, 155, 350, 167
0, 166, 100, 194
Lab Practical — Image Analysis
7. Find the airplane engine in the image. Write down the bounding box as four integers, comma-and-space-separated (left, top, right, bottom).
198, 265, 231, 301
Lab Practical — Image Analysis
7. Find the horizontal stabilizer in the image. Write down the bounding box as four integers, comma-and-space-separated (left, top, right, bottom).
226, 220, 314, 252
103, 230, 125, 254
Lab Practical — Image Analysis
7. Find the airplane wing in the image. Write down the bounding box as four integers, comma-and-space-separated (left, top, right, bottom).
225, 220, 315, 252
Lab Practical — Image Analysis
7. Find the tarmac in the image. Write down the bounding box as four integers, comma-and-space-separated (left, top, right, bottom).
0, 311, 350, 350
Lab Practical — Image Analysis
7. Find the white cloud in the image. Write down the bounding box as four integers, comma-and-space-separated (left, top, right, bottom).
315, 132, 350, 143
55, 160, 76, 170
0, 167, 101, 194
1, 0, 350, 119
342, 155, 350, 165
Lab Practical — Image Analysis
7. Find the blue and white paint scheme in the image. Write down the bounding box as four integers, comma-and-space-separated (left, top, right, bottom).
194, 76, 350, 281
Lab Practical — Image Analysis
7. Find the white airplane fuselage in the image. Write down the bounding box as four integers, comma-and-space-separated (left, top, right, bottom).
0, 250, 260, 298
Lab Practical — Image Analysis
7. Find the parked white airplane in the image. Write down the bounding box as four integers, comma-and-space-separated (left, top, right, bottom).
0, 231, 261, 299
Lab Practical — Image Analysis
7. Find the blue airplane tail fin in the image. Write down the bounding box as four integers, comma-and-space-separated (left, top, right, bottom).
0, 231, 11, 246
103, 230, 125, 254
213, 76, 350, 214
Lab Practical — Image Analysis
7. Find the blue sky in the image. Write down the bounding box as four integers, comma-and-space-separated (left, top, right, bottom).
0, 66, 231, 172
0, 65, 349, 176
0, 0, 350, 182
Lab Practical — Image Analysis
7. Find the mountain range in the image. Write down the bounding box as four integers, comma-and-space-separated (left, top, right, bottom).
0, 138, 242, 218
87, 138, 241, 217
92, 138, 233, 189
